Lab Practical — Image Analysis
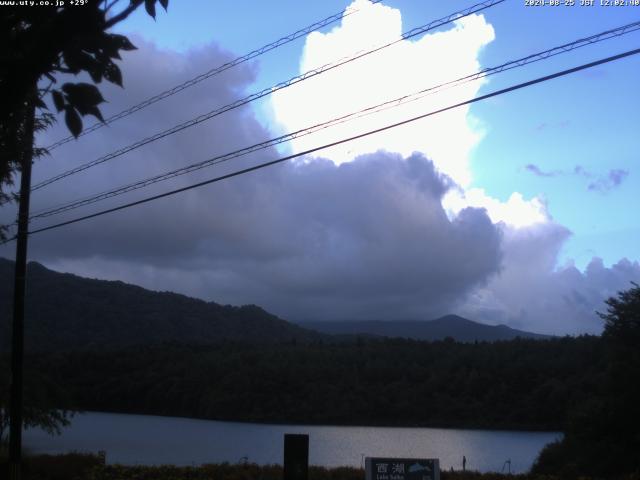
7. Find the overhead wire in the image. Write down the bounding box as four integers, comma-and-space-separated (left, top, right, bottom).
44, 0, 385, 151
0, 46, 633, 243
30, 0, 504, 192
23, 20, 640, 222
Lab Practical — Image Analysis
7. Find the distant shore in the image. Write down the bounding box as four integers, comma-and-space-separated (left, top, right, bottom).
73, 408, 564, 433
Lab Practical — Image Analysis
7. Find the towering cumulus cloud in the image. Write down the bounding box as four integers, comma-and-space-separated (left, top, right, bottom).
1, 1, 638, 335
268, 0, 640, 334
271, 0, 494, 186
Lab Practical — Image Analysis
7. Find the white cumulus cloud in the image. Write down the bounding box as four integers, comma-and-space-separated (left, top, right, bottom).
270, 0, 495, 187
444, 189, 549, 228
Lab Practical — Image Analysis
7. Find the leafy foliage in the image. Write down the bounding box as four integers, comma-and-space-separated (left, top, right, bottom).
0, 0, 168, 239
0, 357, 73, 446
533, 284, 640, 477
600, 282, 640, 344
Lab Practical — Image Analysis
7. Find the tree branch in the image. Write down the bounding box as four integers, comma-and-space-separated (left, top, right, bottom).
104, 0, 144, 29
104, 0, 121, 13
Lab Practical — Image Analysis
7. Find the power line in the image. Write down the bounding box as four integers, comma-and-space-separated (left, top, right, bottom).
25, 20, 640, 221
13, 47, 638, 240
43, 0, 385, 151
31, 0, 504, 192
34, 0, 503, 189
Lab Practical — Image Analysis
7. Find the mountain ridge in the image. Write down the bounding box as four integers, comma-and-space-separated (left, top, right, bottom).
298, 315, 551, 342
1, 258, 550, 351
0, 258, 322, 352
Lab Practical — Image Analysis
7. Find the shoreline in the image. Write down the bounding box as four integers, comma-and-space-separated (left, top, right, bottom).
67, 409, 564, 434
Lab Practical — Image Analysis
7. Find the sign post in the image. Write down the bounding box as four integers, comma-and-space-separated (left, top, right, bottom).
283, 434, 309, 480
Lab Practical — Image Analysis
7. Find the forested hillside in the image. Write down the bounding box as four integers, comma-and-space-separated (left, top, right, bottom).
10, 336, 602, 431
0, 259, 322, 351
1, 259, 552, 350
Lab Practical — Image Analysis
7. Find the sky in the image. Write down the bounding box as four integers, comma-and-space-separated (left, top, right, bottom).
1, 0, 639, 335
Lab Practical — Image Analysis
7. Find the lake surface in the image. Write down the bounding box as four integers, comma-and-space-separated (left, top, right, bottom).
24, 412, 561, 473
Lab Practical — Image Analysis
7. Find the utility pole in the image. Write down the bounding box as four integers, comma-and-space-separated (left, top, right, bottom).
8, 88, 36, 480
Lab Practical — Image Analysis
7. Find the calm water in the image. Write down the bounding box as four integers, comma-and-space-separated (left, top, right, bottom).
23, 412, 560, 473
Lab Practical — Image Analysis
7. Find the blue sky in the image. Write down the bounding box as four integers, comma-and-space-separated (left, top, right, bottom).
116, 0, 639, 270
2, 0, 638, 335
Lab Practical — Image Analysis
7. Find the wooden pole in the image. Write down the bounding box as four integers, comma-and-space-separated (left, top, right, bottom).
8, 88, 36, 480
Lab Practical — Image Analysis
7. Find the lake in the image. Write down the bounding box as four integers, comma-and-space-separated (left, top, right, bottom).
23, 412, 561, 473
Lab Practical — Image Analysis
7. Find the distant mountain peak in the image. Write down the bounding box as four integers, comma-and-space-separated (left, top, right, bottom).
298, 316, 551, 342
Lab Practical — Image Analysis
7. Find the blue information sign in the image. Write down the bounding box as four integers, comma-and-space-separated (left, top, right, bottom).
365, 457, 440, 480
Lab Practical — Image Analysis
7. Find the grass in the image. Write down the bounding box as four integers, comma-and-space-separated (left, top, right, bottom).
1, 452, 103, 480
1, 453, 640, 480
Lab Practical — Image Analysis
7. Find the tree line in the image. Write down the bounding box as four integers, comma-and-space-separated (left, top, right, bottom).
4, 335, 602, 432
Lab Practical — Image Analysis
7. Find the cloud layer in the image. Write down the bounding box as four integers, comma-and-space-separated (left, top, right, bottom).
0, 35, 501, 323
38, 152, 505, 322
525, 163, 629, 193
459, 222, 640, 335
1, 4, 639, 335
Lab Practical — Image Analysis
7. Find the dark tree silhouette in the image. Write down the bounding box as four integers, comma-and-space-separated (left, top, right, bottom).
0, 0, 169, 450
0, 0, 168, 238
0, 360, 74, 448
597, 282, 640, 473
534, 283, 640, 477
600, 281, 640, 342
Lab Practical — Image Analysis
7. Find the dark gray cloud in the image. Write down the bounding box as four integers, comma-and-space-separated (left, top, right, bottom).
1, 37, 272, 257
525, 163, 628, 194
573, 165, 590, 177
525, 164, 561, 177
0, 38, 503, 323
1, 39, 637, 334
458, 222, 640, 335
525, 163, 589, 178
8, 150, 506, 322
587, 168, 629, 193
